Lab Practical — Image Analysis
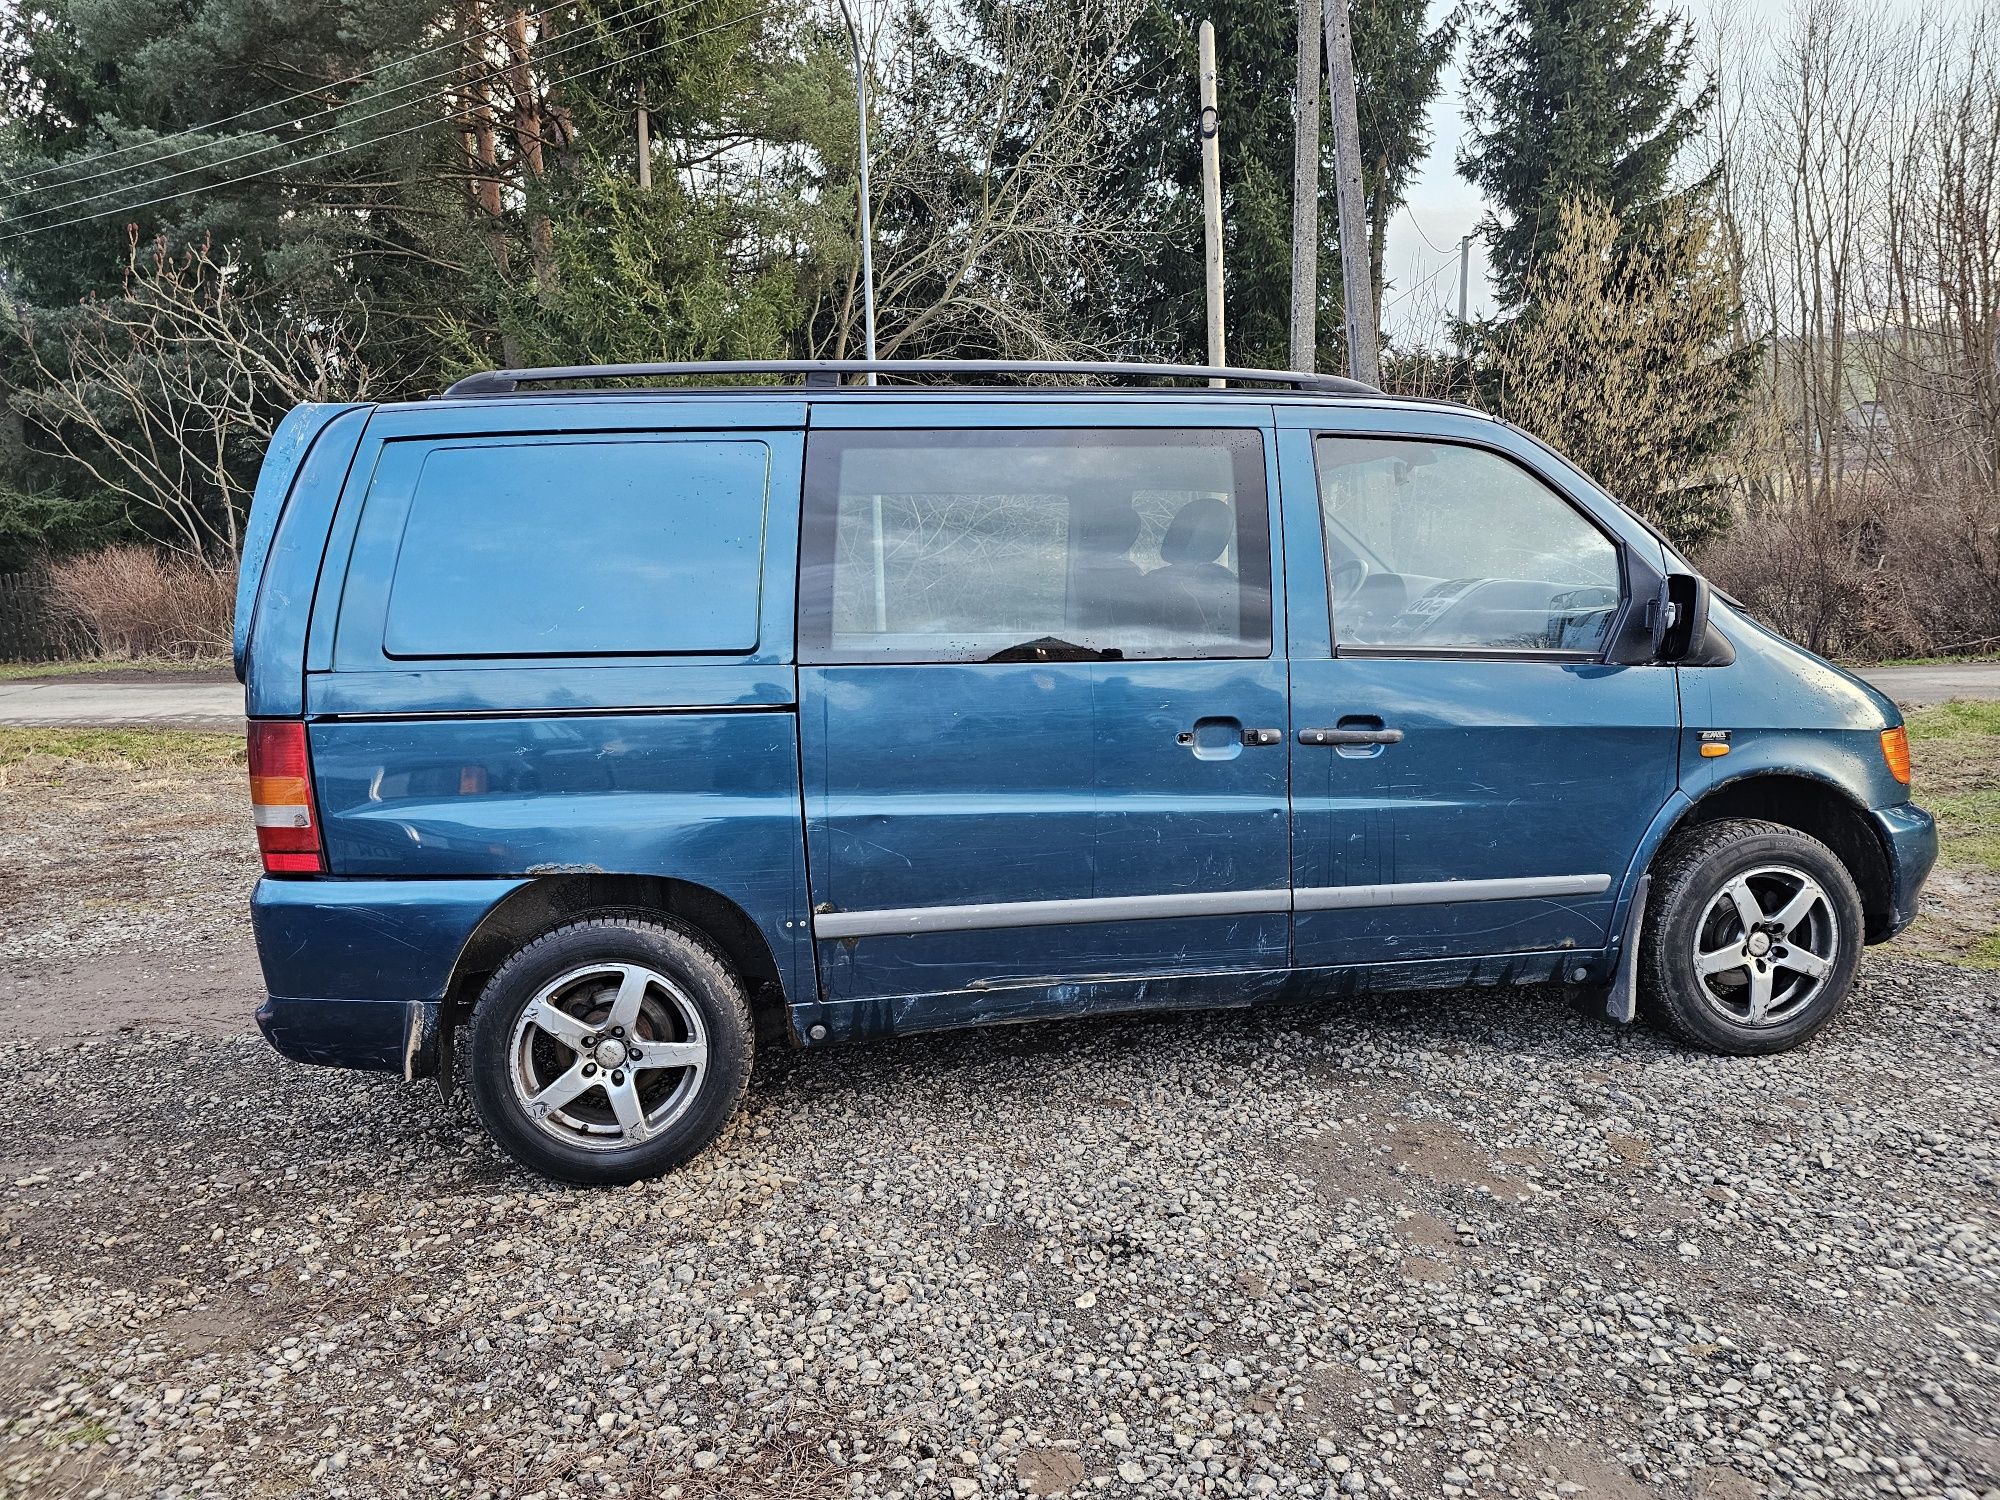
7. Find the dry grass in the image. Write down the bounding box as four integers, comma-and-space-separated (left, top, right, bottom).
1885, 701, 2000, 966
0, 658, 226, 681
0, 727, 242, 783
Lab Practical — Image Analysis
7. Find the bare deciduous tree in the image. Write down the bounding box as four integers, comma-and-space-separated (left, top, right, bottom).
7, 232, 371, 564
1700, 0, 2000, 656
814, 0, 1148, 363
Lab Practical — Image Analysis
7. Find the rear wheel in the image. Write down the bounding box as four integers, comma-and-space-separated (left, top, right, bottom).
1639, 818, 1864, 1055
468, 917, 753, 1184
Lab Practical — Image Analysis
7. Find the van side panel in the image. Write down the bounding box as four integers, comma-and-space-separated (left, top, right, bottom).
308, 712, 812, 1008
238, 405, 370, 716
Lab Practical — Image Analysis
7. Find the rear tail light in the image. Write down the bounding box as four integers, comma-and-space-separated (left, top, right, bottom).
1880, 725, 1912, 785
248, 720, 324, 874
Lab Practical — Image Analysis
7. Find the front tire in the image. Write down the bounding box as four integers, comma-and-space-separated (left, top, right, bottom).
467, 916, 753, 1184
1639, 818, 1864, 1055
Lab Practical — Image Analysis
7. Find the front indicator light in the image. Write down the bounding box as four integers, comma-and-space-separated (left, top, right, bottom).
1880, 726, 1912, 785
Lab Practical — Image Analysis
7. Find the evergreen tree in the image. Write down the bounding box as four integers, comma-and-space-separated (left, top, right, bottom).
1482, 196, 1755, 546
1457, 0, 1709, 309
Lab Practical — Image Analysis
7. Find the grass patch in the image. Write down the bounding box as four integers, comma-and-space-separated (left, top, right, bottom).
54, 1419, 111, 1447
0, 726, 241, 773
1919, 787, 2000, 873
0, 657, 226, 680
1848, 652, 2000, 667
1906, 700, 2000, 740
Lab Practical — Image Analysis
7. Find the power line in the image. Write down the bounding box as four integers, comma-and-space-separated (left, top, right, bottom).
0, 3, 776, 246
1381, 248, 1458, 314
1, 0, 706, 231
1399, 202, 1453, 257
2, 5, 557, 193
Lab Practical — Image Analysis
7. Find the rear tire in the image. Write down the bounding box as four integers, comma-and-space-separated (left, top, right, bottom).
467, 916, 753, 1184
1639, 818, 1863, 1055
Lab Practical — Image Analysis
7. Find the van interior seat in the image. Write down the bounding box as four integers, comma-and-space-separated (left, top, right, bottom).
1144, 497, 1239, 638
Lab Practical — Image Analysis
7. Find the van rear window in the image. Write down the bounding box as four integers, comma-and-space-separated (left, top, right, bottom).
797, 428, 1271, 663
379, 438, 768, 659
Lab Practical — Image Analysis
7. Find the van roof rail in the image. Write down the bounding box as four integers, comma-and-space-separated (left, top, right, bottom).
441, 359, 1381, 398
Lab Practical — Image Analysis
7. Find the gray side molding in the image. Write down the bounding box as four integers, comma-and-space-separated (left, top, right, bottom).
812, 888, 1289, 940
1293, 873, 1612, 911
814, 873, 1614, 940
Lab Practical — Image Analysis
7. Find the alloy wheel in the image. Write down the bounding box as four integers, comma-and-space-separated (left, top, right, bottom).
1690, 864, 1840, 1027
507, 962, 709, 1151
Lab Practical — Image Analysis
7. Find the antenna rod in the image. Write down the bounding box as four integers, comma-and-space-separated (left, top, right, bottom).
835, 0, 879, 385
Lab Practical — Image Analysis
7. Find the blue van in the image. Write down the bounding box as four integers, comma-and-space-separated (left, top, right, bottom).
235, 359, 1937, 1184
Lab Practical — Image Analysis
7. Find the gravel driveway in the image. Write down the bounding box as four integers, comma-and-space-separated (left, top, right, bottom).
2, 749, 1996, 1500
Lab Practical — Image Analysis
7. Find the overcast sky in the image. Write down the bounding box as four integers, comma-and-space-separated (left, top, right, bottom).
1378, 8, 1496, 346
1377, 0, 1944, 344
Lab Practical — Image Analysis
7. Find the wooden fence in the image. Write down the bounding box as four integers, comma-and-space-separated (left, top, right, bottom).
0, 571, 95, 663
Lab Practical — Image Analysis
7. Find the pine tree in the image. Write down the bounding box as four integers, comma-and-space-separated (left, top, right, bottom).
1458, 0, 1709, 309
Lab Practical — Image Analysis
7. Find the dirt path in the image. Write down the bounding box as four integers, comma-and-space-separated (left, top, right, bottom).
0, 741, 258, 1041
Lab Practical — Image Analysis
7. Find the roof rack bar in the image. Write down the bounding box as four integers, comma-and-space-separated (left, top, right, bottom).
441, 358, 1380, 398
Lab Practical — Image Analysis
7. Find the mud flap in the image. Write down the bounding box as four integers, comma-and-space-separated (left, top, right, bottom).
1605, 873, 1650, 1025
400, 999, 444, 1084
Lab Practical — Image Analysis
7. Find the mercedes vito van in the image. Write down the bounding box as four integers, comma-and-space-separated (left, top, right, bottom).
236, 359, 1936, 1184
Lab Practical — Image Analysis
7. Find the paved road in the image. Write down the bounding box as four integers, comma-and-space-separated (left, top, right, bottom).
1855, 662, 2000, 707
0, 677, 244, 728
0, 663, 1994, 727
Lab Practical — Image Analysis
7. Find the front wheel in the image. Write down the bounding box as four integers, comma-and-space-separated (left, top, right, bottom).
1639, 818, 1864, 1055
467, 916, 754, 1184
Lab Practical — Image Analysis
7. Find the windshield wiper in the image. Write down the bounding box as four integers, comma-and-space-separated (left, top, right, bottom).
984, 636, 1124, 663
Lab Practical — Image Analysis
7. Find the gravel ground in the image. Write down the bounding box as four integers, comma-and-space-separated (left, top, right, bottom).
0, 749, 258, 1041
1, 753, 1996, 1500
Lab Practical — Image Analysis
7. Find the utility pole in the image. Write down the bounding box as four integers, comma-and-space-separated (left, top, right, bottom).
1289, 0, 1322, 372
1322, 0, 1379, 386
1199, 21, 1226, 385
635, 82, 651, 191
1456, 234, 1471, 327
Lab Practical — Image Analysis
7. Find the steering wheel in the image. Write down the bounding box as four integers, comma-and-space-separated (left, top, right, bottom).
1329, 557, 1366, 603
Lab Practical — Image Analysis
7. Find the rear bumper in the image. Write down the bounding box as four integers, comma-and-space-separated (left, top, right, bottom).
1871, 801, 1938, 940
256, 995, 440, 1077
250, 875, 526, 1075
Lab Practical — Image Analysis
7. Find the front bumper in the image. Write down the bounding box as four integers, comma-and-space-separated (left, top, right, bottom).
250, 876, 526, 1076
1871, 801, 1938, 940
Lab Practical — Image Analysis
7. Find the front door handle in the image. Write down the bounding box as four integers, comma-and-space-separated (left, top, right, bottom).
1298, 726, 1404, 747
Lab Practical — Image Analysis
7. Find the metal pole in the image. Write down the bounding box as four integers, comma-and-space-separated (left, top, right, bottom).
1322, 0, 1379, 385
1456, 234, 1470, 327
1199, 21, 1226, 386
636, 82, 651, 191
1289, 0, 1321, 372
835, 0, 878, 384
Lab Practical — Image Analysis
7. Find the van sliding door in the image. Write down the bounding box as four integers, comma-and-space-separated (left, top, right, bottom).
797, 406, 1292, 1013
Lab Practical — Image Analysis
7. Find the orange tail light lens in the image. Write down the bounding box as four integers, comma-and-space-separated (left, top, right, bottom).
248, 720, 325, 873
1880, 725, 1912, 785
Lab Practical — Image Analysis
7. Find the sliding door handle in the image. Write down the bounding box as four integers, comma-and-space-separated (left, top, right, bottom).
1298, 726, 1404, 747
